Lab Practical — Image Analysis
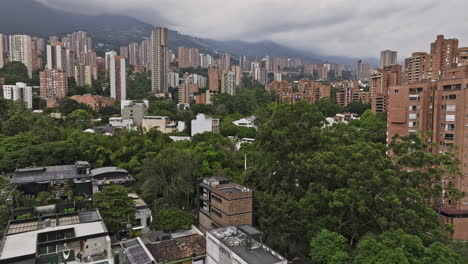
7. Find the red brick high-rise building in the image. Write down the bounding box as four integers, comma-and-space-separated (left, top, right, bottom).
39, 69, 68, 103
178, 47, 200, 68
208, 66, 219, 92
370, 64, 403, 113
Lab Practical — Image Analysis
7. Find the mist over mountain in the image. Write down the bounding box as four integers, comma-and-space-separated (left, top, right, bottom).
0, 0, 377, 66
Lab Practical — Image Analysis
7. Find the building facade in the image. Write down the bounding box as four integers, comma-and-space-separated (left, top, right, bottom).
110, 55, 126, 101
3, 82, 33, 109
380, 50, 397, 68
151, 27, 168, 93
191, 114, 220, 136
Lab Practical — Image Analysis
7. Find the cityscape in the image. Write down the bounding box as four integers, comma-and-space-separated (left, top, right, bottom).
0, 0, 468, 264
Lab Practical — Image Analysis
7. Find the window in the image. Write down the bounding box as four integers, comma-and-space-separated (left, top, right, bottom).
444, 134, 454, 141
446, 124, 455, 131
446, 104, 456, 111
446, 115, 456, 121
448, 94, 457, 100
212, 209, 222, 218
409, 113, 417, 119
408, 105, 417, 111
394, 89, 399, 94
408, 122, 417, 128
212, 195, 222, 203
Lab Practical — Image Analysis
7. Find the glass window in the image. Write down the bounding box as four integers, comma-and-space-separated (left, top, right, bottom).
446, 104, 456, 111
409, 113, 417, 119
446, 115, 456, 121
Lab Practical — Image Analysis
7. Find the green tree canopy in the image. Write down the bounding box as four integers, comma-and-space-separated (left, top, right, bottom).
94, 185, 135, 233
152, 208, 193, 232
310, 229, 350, 264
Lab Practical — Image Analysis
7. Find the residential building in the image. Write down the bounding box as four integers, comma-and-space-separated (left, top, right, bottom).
195, 90, 212, 105
189, 74, 207, 89
233, 116, 257, 129
122, 101, 148, 126
141, 116, 178, 134
458, 47, 468, 66
219, 53, 231, 72
269, 79, 330, 104
178, 47, 200, 68
206, 225, 287, 264
200, 53, 214, 68
151, 27, 169, 93
128, 193, 152, 233
143, 233, 206, 264
380, 50, 397, 68
356, 60, 372, 81
405, 52, 430, 84
10, 161, 134, 198
168, 71, 180, 88
428, 35, 458, 81
105, 51, 117, 79
74, 64, 93, 87
387, 67, 468, 240
39, 69, 68, 101
0, 209, 113, 263
191, 114, 220, 136
209, 66, 219, 92
8, 34, 33, 77
3, 82, 33, 109
109, 117, 134, 129
336, 81, 371, 108
110, 55, 126, 101
221, 70, 236, 95
120, 46, 129, 59
70, 94, 115, 111
273, 57, 288, 73
0, 33, 6, 68
128, 42, 140, 66
370, 64, 403, 112
197, 177, 253, 233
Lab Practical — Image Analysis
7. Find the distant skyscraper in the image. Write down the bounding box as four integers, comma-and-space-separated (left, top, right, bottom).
8, 35, 33, 78
128, 42, 140, 66
110, 55, 126, 101
221, 70, 236, 95
46, 43, 74, 77
219, 53, 231, 72
0, 34, 6, 68
356, 60, 372, 81
120, 46, 129, 59
208, 66, 219, 92
139, 39, 152, 68
151, 27, 168, 93
380, 50, 397, 68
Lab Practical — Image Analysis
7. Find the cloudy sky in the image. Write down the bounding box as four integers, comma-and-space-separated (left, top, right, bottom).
35, 0, 468, 59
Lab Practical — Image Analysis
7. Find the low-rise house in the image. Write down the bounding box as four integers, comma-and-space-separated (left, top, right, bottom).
128, 193, 152, 233
191, 114, 220, 137
232, 116, 257, 129
70, 94, 115, 111
109, 117, 134, 129
206, 225, 287, 264
142, 116, 178, 134
10, 161, 134, 198
0, 209, 113, 263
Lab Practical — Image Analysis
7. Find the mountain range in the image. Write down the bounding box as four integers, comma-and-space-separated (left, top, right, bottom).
0, 0, 378, 66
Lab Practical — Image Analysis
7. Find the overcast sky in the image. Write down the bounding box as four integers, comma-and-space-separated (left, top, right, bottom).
35, 0, 468, 59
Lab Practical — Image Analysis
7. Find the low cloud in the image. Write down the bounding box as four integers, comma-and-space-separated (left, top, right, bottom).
35, 0, 468, 59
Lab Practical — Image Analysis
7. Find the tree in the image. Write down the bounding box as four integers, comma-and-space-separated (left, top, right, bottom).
310, 229, 350, 264
315, 98, 342, 117
345, 101, 371, 115
0, 175, 16, 234
94, 185, 135, 233
349, 110, 387, 143
152, 208, 193, 232
0, 62, 29, 84
354, 230, 462, 264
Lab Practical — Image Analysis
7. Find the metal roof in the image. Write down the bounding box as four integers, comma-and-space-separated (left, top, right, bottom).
91, 167, 129, 176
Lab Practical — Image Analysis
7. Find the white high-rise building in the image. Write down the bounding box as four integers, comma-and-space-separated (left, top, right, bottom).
151, 27, 168, 93
110, 55, 126, 101
168, 72, 180, 88
3, 82, 33, 109
8, 35, 33, 78
221, 70, 236, 95
46, 43, 74, 77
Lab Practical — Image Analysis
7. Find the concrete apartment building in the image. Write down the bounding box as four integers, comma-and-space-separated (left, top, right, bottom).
46, 43, 75, 77
336, 86, 371, 108
387, 66, 468, 240
151, 27, 169, 93
0, 209, 113, 263
3, 82, 34, 109
195, 90, 212, 105
197, 177, 253, 233
206, 225, 287, 264
379, 50, 397, 68
356, 60, 372, 81
221, 70, 236, 95
8, 34, 33, 78
369, 64, 403, 113
269, 79, 330, 104
110, 55, 126, 101
70, 94, 115, 111
191, 114, 220, 136
141, 116, 178, 134
122, 101, 148, 126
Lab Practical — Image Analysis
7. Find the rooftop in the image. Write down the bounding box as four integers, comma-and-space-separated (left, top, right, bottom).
122, 237, 154, 264
145, 234, 206, 263
210, 226, 286, 264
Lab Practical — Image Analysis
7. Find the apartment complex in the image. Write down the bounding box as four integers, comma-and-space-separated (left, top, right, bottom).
209, 66, 219, 92
39, 69, 68, 101
221, 70, 236, 95
380, 50, 397, 68
110, 54, 126, 101
178, 47, 200, 68
70, 94, 115, 111
151, 27, 169, 93
206, 225, 287, 264
3, 82, 34, 109
197, 177, 253, 233
268, 79, 331, 104
369, 64, 403, 112
356, 60, 372, 81
336, 81, 371, 108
